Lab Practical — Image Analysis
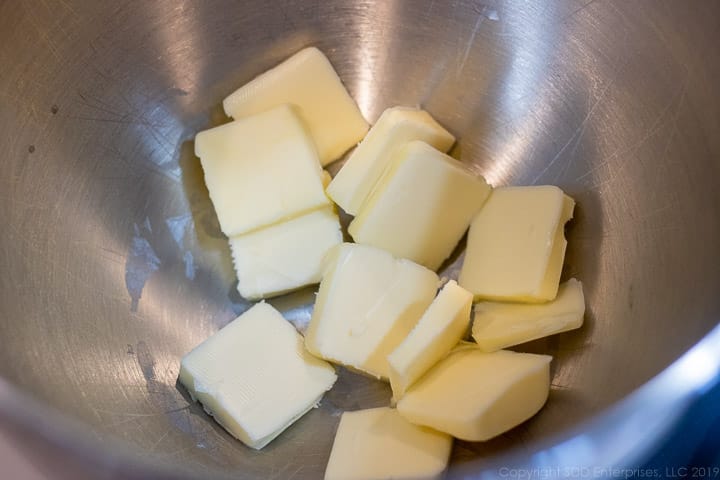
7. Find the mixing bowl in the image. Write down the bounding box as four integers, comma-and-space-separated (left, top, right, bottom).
1, 0, 719, 478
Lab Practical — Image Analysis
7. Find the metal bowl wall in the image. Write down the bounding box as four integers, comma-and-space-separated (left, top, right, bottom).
1, 1, 719, 478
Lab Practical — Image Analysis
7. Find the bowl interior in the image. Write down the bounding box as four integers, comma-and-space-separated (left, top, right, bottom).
1, 0, 719, 478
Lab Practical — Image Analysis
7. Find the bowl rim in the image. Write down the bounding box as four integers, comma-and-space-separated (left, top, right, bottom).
1, 322, 719, 479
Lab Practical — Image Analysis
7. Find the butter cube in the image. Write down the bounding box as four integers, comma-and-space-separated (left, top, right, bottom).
322, 169, 332, 188
397, 346, 551, 441
324, 407, 452, 480
305, 243, 439, 379
327, 107, 455, 215
459, 186, 575, 302
223, 47, 369, 166
349, 141, 491, 270
388, 280, 472, 400
179, 303, 337, 449
229, 208, 343, 300
473, 278, 585, 351
194, 105, 329, 237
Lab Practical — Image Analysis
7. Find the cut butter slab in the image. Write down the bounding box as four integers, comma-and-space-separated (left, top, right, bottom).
459, 186, 575, 302
179, 303, 336, 450
349, 141, 491, 270
223, 47, 368, 166
324, 407, 452, 480
229, 207, 343, 300
327, 107, 455, 215
397, 345, 551, 441
305, 243, 439, 379
194, 105, 329, 237
388, 280, 472, 400
473, 278, 585, 352
322, 169, 332, 188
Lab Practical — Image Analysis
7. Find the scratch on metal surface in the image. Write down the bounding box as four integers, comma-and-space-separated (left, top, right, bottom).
457, 14, 484, 75
100, 416, 144, 430
562, 0, 599, 23
163, 405, 191, 415
3, 194, 45, 212
98, 143, 168, 182
76, 91, 128, 119
148, 429, 171, 453
576, 70, 689, 186
286, 465, 304, 480
642, 203, 675, 221
22, 4, 61, 62
95, 403, 191, 430
267, 464, 294, 480
54, 0, 80, 20
93, 90, 182, 182
66, 90, 173, 129
657, 74, 688, 164
90, 407, 104, 422
553, 86, 598, 182
62, 114, 167, 129
164, 446, 195, 458
93, 408, 169, 418
99, 246, 125, 265
607, 1, 631, 26
27, 103, 40, 124
136, 109, 175, 159
7, 222, 127, 302
532, 73, 617, 185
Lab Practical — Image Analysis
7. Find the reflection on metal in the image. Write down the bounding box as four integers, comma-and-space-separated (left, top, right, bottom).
0, 0, 719, 478
126, 221, 161, 312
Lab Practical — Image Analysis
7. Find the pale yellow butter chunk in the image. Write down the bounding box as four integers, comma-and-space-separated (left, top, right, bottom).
349, 141, 491, 270
397, 346, 551, 441
327, 107, 455, 215
229, 208, 343, 300
473, 278, 585, 351
458, 186, 575, 302
321, 169, 332, 188
223, 47, 369, 165
324, 407, 452, 480
194, 105, 329, 237
305, 243, 439, 379
178, 303, 337, 450
388, 280, 472, 400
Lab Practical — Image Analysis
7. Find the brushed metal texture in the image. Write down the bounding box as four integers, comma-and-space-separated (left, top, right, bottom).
0, 0, 718, 478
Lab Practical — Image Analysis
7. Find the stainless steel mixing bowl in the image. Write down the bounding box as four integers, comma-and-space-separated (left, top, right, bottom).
1, 0, 719, 478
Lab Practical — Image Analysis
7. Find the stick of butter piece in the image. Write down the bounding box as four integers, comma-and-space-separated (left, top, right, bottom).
229, 207, 343, 300
178, 303, 337, 450
388, 280, 472, 400
458, 186, 575, 302
321, 169, 332, 188
327, 107, 455, 215
473, 278, 585, 352
397, 346, 551, 441
305, 243, 439, 379
223, 47, 369, 166
194, 105, 329, 237
324, 407, 452, 480
349, 141, 491, 270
